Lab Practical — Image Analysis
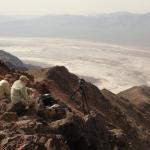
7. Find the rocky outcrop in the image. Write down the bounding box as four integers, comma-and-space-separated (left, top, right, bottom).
0, 50, 27, 70
0, 99, 133, 150
118, 86, 150, 106
37, 66, 111, 112
30, 66, 150, 150
0, 60, 34, 82
0, 60, 11, 76
118, 86, 150, 128
0, 62, 149, 149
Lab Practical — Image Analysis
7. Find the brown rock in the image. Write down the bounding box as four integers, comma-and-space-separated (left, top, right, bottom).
0, 112, 18, 122
45, 137, 69, 150
38, 104, 66, 121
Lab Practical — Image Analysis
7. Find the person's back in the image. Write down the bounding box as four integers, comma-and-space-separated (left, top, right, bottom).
0, 74, 12, 100
11, 79, 29, 104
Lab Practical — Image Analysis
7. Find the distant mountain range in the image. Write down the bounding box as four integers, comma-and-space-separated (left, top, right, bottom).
0, 12, 150, 48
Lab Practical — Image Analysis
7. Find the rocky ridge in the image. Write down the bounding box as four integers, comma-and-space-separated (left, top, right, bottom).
0, 59, 150, 150
0, 50, 27, 70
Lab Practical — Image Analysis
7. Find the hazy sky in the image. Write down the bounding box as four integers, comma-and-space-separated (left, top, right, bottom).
0, 0, 149, 15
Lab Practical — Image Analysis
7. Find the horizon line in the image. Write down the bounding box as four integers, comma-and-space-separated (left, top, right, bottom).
0, 11, 150, 17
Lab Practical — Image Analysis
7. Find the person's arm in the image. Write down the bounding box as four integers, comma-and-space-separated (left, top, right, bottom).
4, 82, 11, 98
27, 87, 35, 92
20, 87, 30, 101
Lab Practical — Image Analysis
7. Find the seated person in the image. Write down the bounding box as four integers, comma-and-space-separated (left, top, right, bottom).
11, 75, 33, 104
10, 75, 35, 115
0, 74, 13, 100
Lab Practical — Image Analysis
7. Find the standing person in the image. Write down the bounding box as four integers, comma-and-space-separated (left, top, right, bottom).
0, 74, 13, 100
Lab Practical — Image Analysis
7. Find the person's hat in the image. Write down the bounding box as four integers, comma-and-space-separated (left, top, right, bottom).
19, 75, 29, 82
5, 74, 13, 79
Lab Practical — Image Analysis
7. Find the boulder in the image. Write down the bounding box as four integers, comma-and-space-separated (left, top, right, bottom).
38, 104, 66, 121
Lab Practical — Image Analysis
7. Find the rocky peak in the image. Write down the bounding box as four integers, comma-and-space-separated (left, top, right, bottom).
0, 50, 27, 70
0, 60, 12, 76
118, 86, 150, 105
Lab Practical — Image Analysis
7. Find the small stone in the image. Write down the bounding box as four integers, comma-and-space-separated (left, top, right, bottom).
0, 112, 18, 122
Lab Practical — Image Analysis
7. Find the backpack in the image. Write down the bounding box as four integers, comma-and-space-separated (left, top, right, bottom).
39, 93, 56, 106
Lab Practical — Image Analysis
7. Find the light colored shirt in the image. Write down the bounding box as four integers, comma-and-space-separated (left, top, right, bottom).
11, 80, 31, 104
0, 80, 11, 99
